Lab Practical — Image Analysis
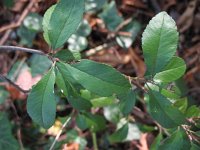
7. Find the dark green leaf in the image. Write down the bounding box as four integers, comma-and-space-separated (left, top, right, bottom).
54, 49, 81, 62
119, 90, 136, 115
56, 65, 92, 110
150, 133, 163, 150
76, 113, 106, 132
27, 67, 56, 128
142, 11, 178, 75
56, 60, 131, 97
0, 113, 19, 150
76, 114, 88, 130
99, 1, 123, 31
116, 20, 141, 48
158, 129, 191, 150
17, 25, 36, 47
154, 57, 186, 82
108, 123, 128, 143
0, 87, 9, 104
29, 54, 52, 77
149, 90, 185, 128
43, 0, 84, 49
85, 0, 106, 13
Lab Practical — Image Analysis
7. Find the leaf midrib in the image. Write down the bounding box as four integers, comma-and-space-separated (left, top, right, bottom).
152, 14, 165, 75
41, 69, 53, 127
71, 65, 130, 91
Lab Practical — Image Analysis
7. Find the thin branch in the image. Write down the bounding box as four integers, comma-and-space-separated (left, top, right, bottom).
0, 74, 30, 93
49, 115, 72, 150
92, 132, 98, 150
0, 46, 45, 55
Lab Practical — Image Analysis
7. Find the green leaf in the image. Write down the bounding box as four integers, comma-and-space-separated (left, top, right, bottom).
116, 20, 141, 49
142, 11, 178, 75
76, 113, 106, 132
56, 60, 131, 97
158, 129, 191, 150
0, 87, 9, 104
0, 113, 19, 150
17, 25, 36, 47
190, 142, 200, 150
108, 123, 128, 143
90, 96, 116, 107
56, 65, 92, 110
43, 0, 84, 49
154, 57, 186, 82
149, 90, 185, 128
29, 54, 52, 77
173, 97, 188, 113
150, 133, 163, 150
119, 90, 136, 115
85, 0, 106, 13
103, 104, 122, 123
76, 19, 92, 37
54, 49, 81, 62
66, 130, 87, 150
76, 114, 88, 130
99, 1, 123, 31
67, 34, 88, 52
27, 67, 56, 128
185, 106, 200, 118
23, 13, 43, 31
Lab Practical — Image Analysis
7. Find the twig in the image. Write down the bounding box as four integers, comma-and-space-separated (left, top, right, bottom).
0, 46, 45, 55
0, 0, 36, 33
0, 74, 30, 93
49, 115, 72, 150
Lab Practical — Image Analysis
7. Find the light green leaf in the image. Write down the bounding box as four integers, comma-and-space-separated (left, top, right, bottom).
108, 123, 129, 143
56, 60, 131, 97
142, 11, 178, 75
159, 129, 191, 150
27, 67, 56, 128
173, 97, 188, 113
43, 0, 84, 49
0, 113, 19, 150
185, 106, 200, 118
149, 90, 185, 128
154, 57, 186, 82
91, 96, 116, 107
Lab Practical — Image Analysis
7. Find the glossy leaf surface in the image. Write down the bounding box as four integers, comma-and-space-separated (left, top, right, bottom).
56, 60, 131, 97
142, 12, 178, 75
43, 0, 84, 49
149, 90, 185, 128
154, 57, 186, 82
